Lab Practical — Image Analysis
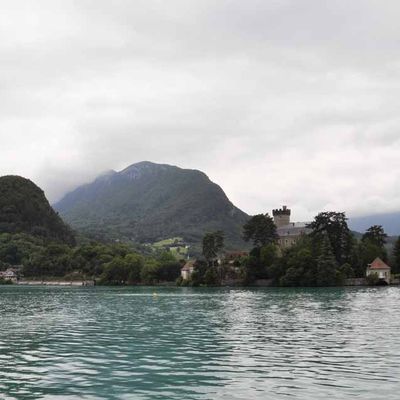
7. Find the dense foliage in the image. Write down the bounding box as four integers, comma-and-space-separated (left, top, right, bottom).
54, 162, 249, 249
362, 225, 388, 248
0, 233, 182, 284
392, 236, 400, 274
309, 212, 353, 265
243, 214, 277, 248
239, 211, 394, 287
1, 175, 397, 289
202, 231, 224, 266
0, 176, 75, 245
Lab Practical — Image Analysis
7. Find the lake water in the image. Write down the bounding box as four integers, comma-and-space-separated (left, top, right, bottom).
1, 286, 399, 399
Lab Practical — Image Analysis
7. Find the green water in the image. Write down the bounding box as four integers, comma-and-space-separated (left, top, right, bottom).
0, 286, 399, 399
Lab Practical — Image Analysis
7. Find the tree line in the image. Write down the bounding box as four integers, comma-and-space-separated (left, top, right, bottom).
0, 233, 181, 284
183, 211, 400, 286
1, 210, 400, 287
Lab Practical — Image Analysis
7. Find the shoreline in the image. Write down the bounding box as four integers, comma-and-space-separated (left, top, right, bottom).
17, 280, 95, 286
10, 279, 400, 287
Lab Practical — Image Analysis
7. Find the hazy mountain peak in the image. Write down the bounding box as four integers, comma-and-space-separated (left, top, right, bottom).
122, 161, 167, 170
120, 161, 176, 177
99, 169, 117, 177
94, 169, 117, 180
54, 161, 249, 248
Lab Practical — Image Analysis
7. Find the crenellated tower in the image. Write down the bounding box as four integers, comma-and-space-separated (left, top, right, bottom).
272, 205, 291, 228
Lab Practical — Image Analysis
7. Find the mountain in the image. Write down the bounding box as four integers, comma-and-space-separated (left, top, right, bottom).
349, 213, 400, 236
0, 175, 75, 245
54, 161, 250, 248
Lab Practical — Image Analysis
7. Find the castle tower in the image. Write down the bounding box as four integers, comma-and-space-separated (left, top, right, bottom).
273, 205, 291, 228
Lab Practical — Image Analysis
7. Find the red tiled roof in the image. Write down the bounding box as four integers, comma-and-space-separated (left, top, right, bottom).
368, 257, 390, 270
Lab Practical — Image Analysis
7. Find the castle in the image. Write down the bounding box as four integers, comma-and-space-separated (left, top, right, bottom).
273, 206, 311, 249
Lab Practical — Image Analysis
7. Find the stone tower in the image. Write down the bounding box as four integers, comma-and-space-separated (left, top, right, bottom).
273, 206, 291, 228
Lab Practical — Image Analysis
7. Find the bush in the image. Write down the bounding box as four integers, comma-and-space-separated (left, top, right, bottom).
204, 267, 219, 285
366, 272, 379, 285
176, 276, 183, 286
140, 260, 160, 284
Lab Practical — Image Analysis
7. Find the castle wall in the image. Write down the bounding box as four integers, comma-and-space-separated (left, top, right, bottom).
273, 206, 291, 228
274, 214, 290, 228
278, 236, 298, 249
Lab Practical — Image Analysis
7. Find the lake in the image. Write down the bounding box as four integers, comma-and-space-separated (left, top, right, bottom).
0, 285, 399, 399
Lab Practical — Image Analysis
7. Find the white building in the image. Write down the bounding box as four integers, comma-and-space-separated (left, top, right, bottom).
0, 268, 19, 282
366, 257, 391, 285
181, 260, 195, 280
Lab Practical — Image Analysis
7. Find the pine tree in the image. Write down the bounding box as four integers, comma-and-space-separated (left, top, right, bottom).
316, 235, 338, 286
202, 231, 224, 267
243, 214, 278, 248
393, 237, 400, 274
309, 211, 353, 265
362, 225, 388, 248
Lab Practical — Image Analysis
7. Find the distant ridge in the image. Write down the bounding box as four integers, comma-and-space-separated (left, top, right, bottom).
54, 161, 250, 248
349, 212, 400, 236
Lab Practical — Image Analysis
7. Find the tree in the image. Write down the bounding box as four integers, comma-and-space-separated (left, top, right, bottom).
362, 225, 387, 248
315, 235, 338, 286
156, 251, 181, 281
277, 237, 316, 286
140, 259, 161, 284
204, 267, 219, 285
260, 243, 277, 268
309, 211, 353, 265
101, 257, 129, 284
190, 260, 208, 286
202, 231, 224, 266
241, 243, 278, 281
337, 263, 354, 282
243, 214, 277, 248
124, 253, 144, 283
241, 255, 265, 283
392, 237, 400, 274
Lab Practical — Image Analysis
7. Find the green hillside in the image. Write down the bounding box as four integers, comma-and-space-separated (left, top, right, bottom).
0, 175, 75, 245
54, 162, 250, 249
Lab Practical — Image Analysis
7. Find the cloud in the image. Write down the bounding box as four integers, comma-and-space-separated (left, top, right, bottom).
1, 0, 400, 221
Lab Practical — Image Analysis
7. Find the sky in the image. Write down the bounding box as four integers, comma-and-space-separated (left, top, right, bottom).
1, 0, 400, 220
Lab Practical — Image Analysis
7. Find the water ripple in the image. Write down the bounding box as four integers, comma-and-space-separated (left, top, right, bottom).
1, 286, 400, 399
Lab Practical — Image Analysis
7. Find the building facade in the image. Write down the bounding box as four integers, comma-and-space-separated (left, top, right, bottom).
181, 260, 195, 280
0, 267, 19, 282
273, 206, 311, 249
366, 257, 391, 284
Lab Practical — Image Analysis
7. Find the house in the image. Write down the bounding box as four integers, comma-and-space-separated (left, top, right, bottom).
181, 260, 195, 280
0, 267, 19, 282
273, 206, 312, 249
366, 257, 391, 285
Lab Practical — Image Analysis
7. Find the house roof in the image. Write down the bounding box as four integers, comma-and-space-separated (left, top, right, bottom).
368, 257, 390, 270
0, 269, 17, 276
181, 260, 195, 271
277, 222, 312, 237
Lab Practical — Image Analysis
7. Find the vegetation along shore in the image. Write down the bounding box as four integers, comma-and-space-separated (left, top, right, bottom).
1, 168, 400, 287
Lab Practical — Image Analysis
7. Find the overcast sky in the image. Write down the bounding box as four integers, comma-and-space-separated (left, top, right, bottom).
1, 0, 400, 220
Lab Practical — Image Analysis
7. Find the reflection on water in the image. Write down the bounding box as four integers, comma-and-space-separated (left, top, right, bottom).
1, 286, 399, 399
